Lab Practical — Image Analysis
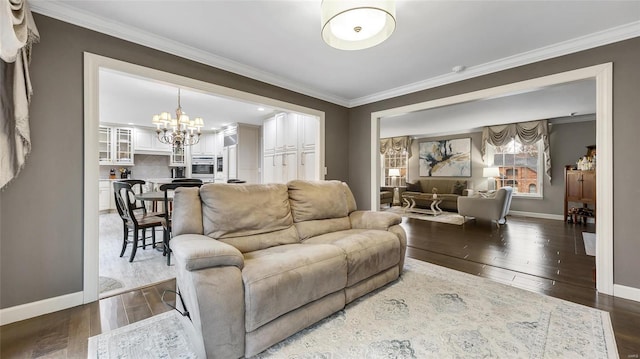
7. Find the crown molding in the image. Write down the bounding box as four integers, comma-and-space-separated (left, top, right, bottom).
30, 2, 639, 109
349, 21, 640, 107
29, 1, 350, 107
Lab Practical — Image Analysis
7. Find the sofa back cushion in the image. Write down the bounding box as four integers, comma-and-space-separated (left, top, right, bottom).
200, 183, 298, 253
288, 180, 351, 239
417, 179, 467, 194
172, 187, 204, 236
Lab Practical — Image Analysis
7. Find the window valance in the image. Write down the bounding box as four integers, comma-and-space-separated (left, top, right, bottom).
380, 136, 413, 157
481, 120, 551, 181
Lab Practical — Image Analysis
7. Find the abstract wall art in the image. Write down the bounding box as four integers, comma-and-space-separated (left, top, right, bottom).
419, 138, 471, 177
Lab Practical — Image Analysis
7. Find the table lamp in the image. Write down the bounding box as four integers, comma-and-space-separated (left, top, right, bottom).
388, 168, 401, 187
483, 167, 500, 190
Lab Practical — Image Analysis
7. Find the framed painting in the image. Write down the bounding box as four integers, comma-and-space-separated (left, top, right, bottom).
419, 138, 471, 177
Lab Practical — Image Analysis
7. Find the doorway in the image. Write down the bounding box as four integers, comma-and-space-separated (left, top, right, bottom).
370, 63, 613, 295
83, 52, 326, 303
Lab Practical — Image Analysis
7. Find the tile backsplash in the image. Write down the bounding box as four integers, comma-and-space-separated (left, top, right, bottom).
100, 154, 172, 179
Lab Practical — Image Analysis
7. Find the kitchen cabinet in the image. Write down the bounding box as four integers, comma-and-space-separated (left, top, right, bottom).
298, 150, 316, 181
99, 180, 114, 211
564, 167, 596, 223
170, 146, 186, 167
134, 127, 171, 154
262, 113, 319, 183
99, 126, 134, 165
215, 130, 224, 156
190, 132, 216, 156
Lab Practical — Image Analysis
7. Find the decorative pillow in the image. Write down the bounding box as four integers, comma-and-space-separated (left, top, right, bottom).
451, 181, 466, 195
405, 182, 421, 192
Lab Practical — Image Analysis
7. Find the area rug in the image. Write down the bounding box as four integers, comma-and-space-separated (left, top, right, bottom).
88, 258, 618, 358
384, 206, 469, 225
583, 232, 597, 256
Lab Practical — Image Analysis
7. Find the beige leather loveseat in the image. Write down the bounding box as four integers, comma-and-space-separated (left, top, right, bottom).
402, 178, 469, 212
170, 180, 407, 358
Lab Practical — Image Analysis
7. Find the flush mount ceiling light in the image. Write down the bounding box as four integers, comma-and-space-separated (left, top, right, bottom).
321, 0, 396, 50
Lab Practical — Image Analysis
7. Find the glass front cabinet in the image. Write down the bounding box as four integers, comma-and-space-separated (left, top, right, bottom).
99, 126, 134, 166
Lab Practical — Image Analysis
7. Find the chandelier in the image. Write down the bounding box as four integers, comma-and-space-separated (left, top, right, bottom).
152, 89, 204, 148
321, 0, 396, 50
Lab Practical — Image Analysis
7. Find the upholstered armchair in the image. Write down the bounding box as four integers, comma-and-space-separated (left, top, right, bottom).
457, 186, 514, 227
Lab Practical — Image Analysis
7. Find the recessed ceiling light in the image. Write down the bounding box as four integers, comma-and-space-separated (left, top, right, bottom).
257, 107, 265, 111
127, 122, 134, 125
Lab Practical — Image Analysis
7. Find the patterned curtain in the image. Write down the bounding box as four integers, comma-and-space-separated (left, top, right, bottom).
380, 136, 413, 158
481, 120, 551, 181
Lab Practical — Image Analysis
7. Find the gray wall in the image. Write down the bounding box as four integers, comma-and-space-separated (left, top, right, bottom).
0, 14, 349, 309
349, 37, 640, 289
406, 120, 595, 216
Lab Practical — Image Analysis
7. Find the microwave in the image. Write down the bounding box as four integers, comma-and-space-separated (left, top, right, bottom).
191, 156, 215, 178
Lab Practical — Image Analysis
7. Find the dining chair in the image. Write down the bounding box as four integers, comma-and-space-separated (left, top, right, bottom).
158, 182, 203, 266
113, 181, 163, 262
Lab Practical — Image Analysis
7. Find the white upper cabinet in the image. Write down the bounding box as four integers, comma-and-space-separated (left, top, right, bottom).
298, 115, 318, 150
262, 113, 319, 184
190, 132, 216, 156
134, 127, 171, 154
99, 125, 134, 165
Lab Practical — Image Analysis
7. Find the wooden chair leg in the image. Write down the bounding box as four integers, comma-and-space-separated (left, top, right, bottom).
119, 224, 128, 258
142, 228, 147, 249
129, 229, 139, 262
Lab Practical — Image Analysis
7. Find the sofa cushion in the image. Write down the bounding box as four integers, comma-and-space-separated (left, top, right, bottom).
295, 217, 352, 241
342, 182, 358, 213
405, 182, 421, 192
242, 244, 347, 332
303, 229, 401, 286
288, 180, 348, 222
200, 183, 298, 252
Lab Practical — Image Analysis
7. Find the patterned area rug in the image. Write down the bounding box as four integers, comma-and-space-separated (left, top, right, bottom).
88, 258, 618, 358
384, 206, 470, 225
98, 276, 124, 293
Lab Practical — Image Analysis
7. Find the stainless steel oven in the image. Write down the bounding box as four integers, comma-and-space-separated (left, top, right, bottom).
191, 156, 215, 179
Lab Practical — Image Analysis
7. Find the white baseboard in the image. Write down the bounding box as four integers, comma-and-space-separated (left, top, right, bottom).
508, 210, 564, 221
0, 291, 84, 326
613, 284, 640, 303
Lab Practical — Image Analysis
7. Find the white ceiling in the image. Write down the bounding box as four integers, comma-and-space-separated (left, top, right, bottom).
29, 1, 636, 136
99, 69, 275, 130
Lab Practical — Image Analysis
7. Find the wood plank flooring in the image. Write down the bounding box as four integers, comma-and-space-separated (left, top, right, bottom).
2, 215, 639, 358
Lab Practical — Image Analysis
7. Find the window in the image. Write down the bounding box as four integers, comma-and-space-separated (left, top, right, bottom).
381, 150, 408, 187
487, 138, 543, 197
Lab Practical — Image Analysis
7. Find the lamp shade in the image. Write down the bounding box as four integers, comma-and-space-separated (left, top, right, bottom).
483, 167, 500, 178
321, 0, 396, 50
388, 168, 401, 177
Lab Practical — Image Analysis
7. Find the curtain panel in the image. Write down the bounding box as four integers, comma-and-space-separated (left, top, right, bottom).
380, 136, 413, 158
0, 0, 39, 190
481, 120, 551, 181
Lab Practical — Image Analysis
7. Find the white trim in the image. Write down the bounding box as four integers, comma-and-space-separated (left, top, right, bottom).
613, 284, 640, 303
29, 2, 347, 107
29, 2, 640, 108
0, 291, 83, 326
508, 211, 564, 221
83, 53, 326, 303
371, 63, 614, 296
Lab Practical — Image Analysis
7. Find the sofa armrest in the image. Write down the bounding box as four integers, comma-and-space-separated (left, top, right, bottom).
349, 210, 402, 230
172, 234, 244, 271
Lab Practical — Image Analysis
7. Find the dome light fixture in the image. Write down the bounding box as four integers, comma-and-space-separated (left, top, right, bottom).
321, 0, 396, 50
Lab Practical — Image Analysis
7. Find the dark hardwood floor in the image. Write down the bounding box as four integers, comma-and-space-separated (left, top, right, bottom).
1, 215, 639, 358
